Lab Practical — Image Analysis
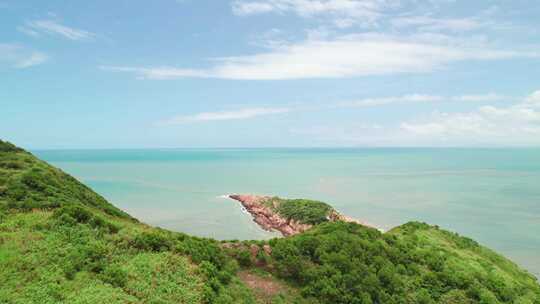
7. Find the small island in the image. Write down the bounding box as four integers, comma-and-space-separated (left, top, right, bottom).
229, 194, 377, 236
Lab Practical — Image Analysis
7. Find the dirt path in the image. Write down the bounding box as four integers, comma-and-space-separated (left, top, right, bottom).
238, 271, 288, 303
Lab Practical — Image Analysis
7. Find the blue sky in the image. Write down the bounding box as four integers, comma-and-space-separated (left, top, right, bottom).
1, 0, 540, 148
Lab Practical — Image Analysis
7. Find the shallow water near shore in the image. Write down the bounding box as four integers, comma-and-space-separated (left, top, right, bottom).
34, 148, 540, 278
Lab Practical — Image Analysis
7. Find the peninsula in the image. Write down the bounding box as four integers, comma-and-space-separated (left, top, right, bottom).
229, 194, 374, 236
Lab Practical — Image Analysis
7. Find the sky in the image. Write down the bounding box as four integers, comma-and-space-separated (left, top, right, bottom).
1, 0, 540, 149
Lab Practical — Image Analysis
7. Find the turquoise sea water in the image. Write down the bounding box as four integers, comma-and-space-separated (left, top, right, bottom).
34, 148, 540, 278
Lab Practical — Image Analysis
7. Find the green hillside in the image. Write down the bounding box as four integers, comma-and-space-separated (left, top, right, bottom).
0, 140, 131, 219
1, 139, 539, 304
250, 222, 540, 303
0, 140, 255, 303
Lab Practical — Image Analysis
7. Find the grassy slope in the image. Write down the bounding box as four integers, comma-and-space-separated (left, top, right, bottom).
0, 140, 131, 219
1, 140, 539, 304
0, 140, 255, 304
389, 223, 540, 295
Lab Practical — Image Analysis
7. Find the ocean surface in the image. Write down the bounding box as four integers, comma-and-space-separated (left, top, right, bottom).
34, 148, 540, 278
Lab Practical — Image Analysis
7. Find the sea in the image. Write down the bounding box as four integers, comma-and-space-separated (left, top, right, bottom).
34, 148, 540, 278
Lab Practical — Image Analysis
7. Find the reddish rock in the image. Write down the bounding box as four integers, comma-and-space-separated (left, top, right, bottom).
229, 194, 314, 237
250, 244, 260, 259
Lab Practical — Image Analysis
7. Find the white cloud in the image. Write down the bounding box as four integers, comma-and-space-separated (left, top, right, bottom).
100, 66, 209, 79
391, 16, 481, 32
17, 26, 40, 37
232, 0, 389, 24
102, 33, 538, 80
232, 1, 276, 15
154, 91, 538, 145
333, 93, 506, 108
400, 91, 540, 145
336, 94, 443, 107
525, 90, 540, 107
20, 20, 95, 41
14, 52, 48, 69
451, 93, 505, 102
0, 43, 48, 68
332, 18, 356, 28
160, 107, 290, 124
231, 0, 507, 31
287, 91, 539, 146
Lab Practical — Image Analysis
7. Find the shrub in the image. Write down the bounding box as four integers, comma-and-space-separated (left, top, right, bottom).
101, 264, 128, 288
275, 199, 332, 225
62, 241, 109, 279
236, 249, 252, 267
21, 169, 49, 191
6, 183, 27, 201
0, 140, 24, 152
175, 237, 228, 268
0, 160, 24, 170
53, 205, 119, 233
132, 230, 173, 251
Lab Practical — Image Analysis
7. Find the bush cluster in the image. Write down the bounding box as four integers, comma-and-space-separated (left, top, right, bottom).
263, 221, 540, 304
100, 264, 128, 288
266, 197, 333, 225
0, 140, 24, 153
62, 241, 110, 279
129, 230, 243, 303
53, 205, 120, 233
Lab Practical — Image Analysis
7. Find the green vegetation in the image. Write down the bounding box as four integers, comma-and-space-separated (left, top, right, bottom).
0, 140, 131, 219
255, 221, 540, 303
0, 140, 255, 303
262, 197, 333, 225
1, 139, 539, 303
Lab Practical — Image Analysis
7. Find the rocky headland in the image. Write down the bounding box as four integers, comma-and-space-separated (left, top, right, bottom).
228, 194, 375, 236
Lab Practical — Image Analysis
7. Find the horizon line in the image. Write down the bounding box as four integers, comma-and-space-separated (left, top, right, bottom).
28, 145, 540, 151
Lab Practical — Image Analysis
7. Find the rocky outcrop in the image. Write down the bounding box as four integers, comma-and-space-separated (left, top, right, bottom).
228, 194, 377, 237
229, 194, 312, 236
